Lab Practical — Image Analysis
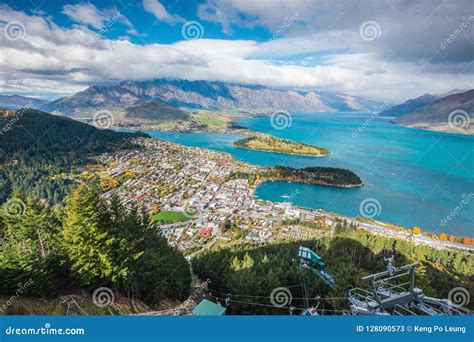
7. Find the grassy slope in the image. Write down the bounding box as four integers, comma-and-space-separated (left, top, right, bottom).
234, 134, 330, 156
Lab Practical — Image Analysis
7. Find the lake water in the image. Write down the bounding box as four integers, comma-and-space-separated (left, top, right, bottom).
138, 112, 473, 236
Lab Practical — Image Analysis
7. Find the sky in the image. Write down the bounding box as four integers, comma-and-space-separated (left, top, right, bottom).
0, 0, 473, 101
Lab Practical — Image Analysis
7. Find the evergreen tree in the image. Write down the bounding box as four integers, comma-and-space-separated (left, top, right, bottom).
0, 190, 63, 295
63, 184, 130, 287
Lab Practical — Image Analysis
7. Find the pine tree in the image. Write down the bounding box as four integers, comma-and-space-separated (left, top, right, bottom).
63, 184, 128, 287
0, 190, 62, 295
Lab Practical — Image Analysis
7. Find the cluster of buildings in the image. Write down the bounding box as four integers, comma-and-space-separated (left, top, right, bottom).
99, 138, 334, 253
96, 137, 473, 255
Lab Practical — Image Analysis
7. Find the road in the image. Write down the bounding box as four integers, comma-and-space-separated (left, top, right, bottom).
348, 219, 474, 252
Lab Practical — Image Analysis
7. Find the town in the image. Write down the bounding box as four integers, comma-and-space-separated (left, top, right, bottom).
95, 137, 473, 254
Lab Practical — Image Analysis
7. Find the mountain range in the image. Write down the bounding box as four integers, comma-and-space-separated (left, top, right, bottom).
0, 95, 48, 110
37, 79, 382, 117
380, 93, 438, 117
393, 89, 473, 133
0, 79, 472, 134
380, 89, 465, 117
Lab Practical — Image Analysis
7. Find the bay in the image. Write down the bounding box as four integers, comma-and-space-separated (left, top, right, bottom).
137, 112, 473, 236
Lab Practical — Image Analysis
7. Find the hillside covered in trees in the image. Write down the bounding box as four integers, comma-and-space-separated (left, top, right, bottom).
0, 185, 191, 309
228, 166, 363, 188
193, 232, 474, 315
0, 108, 145, 204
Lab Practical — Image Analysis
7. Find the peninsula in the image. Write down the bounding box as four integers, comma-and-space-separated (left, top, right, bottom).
234, 134, 330, 157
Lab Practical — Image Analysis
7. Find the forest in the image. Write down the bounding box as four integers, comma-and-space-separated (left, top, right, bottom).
228, 166, 363, 188
0, 184, 191, 307
192, 231, 474, 314
0, 108, 145, 204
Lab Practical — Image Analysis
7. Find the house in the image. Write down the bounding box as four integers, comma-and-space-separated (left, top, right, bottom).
200, 228, 212, 236
192, 299, 226, 316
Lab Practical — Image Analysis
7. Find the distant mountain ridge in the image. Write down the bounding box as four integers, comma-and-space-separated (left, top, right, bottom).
0, 95, 48, 110
380, 94, 438, 117
380, 89, 466, 117
394, 89, 473, 134
39, 78, 382, 117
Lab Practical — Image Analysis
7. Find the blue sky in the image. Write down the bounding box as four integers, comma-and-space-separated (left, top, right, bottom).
0, 0, 472, 100
2, 0, 272, 44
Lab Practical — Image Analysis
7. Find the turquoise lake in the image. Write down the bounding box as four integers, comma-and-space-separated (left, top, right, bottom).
138, 112, 473, 236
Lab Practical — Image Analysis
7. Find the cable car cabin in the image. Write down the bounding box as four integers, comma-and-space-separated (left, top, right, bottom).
298, 246, 335, 290
298, 246, 325, 270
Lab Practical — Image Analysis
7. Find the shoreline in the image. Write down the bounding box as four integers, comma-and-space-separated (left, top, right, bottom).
233, 144, 332, 157
254, 178, 363, 189
116, 120, 472, 241
250, 180, 473, 252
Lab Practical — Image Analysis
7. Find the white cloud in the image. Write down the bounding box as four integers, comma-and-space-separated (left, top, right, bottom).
143, 0, 184, 25
0, 5, 472, 102
62, 2, 139, 35
198, 0, 474, 66
63, 3, 106, 30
